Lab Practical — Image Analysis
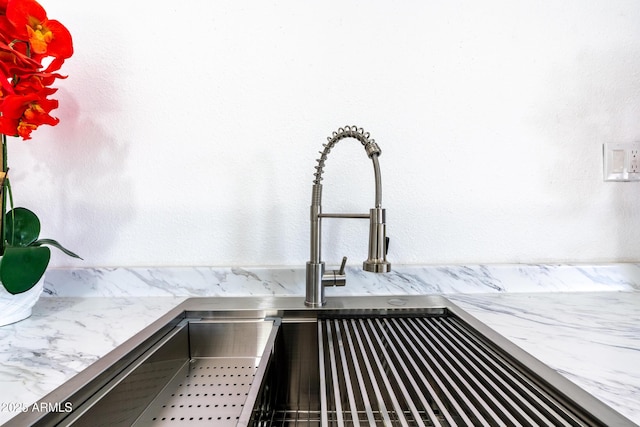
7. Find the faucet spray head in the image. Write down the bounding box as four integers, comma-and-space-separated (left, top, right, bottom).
363, 207, 391, 273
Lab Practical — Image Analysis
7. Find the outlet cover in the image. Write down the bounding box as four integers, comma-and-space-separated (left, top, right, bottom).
603, 142, 640, 181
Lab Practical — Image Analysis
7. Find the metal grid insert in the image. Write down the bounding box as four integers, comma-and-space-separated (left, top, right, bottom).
325, 316, 591, 426
266, 315, 596, 426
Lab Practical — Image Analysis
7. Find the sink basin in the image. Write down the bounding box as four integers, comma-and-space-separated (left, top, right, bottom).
10, 296, 634, 426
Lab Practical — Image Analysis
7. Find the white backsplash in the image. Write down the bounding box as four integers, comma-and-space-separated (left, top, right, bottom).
43, 264, 640, 297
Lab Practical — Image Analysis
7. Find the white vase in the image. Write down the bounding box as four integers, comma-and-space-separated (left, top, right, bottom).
0, 274, 45, 327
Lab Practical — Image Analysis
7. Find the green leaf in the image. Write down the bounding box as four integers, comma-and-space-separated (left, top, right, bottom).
0, 246, 50, 294
5, 207, 41, 247
34, 239, 83, 259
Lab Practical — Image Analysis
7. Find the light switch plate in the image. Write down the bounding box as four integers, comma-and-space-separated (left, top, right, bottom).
603, 142, 640, 181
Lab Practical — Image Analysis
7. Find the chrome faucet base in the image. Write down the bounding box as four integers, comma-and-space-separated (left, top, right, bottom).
305, 262, 325, 307
363, 260, 391, 273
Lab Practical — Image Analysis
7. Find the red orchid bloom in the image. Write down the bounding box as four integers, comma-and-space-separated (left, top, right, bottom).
13, 71, 62, 96
5, 0, 72, 62
0, 0, 72, 140
0, 93, 58, 139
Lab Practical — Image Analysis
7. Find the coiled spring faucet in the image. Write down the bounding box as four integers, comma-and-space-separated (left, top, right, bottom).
305, 125, 391, 307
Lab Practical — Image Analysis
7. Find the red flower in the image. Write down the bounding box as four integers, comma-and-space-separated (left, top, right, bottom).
5, 0, 72, 62
0, 0, 72, 139
0, 93, 58, 139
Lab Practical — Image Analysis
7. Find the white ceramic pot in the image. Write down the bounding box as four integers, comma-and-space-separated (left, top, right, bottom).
0, 272, 45, 327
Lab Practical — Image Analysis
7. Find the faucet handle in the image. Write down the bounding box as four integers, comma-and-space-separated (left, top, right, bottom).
322, 256, 347, 287
339, 256, 347, 275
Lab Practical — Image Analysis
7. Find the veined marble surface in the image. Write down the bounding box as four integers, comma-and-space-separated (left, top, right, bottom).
0, 297, 185, 425
0, 264, 638, 425
448, 292, 640, 425
43, 263, 640, 297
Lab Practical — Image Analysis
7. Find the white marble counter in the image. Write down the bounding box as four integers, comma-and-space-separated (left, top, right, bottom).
0, 264, 639, 425
0, 297, 185, 425
448, 292, 640, 425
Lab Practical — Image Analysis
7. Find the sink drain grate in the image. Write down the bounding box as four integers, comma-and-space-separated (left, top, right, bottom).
132, 358, 260, 426
311, 316, 592, 427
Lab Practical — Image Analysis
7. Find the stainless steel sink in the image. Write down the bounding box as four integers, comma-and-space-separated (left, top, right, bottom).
9, 296, 635, 426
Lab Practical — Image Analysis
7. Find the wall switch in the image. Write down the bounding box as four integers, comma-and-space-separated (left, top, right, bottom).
604, 142, 640, 181
612, 149, 625, 173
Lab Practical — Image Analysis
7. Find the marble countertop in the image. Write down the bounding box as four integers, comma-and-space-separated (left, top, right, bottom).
1, 264, 639, 425
448, 291, 640, 425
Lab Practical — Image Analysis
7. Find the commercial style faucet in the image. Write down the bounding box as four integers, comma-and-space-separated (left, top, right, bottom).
305, 125, 391, 307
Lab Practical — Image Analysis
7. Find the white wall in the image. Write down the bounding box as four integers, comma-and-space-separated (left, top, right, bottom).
8, 0, 640, 268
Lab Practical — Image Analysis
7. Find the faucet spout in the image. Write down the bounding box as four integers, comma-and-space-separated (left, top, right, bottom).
305, 125, 391, 307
